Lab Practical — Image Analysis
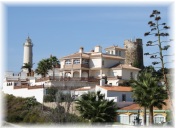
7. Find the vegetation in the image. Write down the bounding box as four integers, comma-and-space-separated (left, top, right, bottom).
35, 58, 51, 77
44, 87, 58, 102
21, 62, 33, 76
49, 55, 60, 79
5, 94, 48, 123
76, 91, 117, 124
5, 94, 84, 124
144, 10, 173, 115
131, 67, 168, 125
166, 111, 172, 122
35, 55, 59, 77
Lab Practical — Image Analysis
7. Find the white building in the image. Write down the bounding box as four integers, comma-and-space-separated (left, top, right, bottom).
71, 85, 134, 108
59, 45, 140, 86
3, 38, 141, 103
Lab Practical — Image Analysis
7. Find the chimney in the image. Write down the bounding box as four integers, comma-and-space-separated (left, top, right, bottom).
94, 46, 102, 53
100, 78, 105, 86
79, 47, 84, 53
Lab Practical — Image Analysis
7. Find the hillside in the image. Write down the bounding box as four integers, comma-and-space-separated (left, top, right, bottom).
3, 93, 85, 124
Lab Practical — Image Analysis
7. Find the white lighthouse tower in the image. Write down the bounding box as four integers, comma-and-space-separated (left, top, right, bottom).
22, 36, 33, 72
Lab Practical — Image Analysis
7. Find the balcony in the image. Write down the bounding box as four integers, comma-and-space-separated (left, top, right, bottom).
36, 77, 50, 82
53, 76, 99, 82
64, 64, 89, 69
107, 76, 122, 80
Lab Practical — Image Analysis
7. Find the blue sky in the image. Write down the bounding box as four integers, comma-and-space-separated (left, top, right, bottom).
5, 4, 174, 73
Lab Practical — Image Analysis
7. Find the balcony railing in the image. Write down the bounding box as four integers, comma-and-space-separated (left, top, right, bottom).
14, 85, 44, 89
64, 64, 89, 69
49, 76, 99, 82
107, 76, 122, 80
35, 77, 50, 82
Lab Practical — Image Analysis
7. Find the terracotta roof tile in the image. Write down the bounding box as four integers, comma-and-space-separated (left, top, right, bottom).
61, 53, 90, 59
102, 54, 125, 59
111, 64, 141, 70
97, 85, 132, 92
120, 99, 171, 110
105, 46, 126, 51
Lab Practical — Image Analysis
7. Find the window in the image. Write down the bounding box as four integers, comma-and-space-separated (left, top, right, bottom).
102, 60, 104, 65
82, 59, 89, 64
130, 72, 133, 79
154, 115, 165, 124
117, 114, 129, 124
45, 89, 49, 95
73, 59, 80, 64
119, 51, 121, 56
122, 94, 126, 102
130, 114, 137, 125
115, 50, 118, 55
65, 59, 71, 65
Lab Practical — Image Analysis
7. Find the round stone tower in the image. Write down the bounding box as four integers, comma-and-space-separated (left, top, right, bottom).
124, 38, 144, 69
23, 36, 33, 71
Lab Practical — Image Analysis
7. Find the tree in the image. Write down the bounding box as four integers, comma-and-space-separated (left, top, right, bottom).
49, 55, 60, 80
131, 69, 167, 125
144, 10, 173, 115
21, 62, 34, 76
35, 56, 59, 78
76, 91, 117, 124
35, 58, 51, 77
44, 87, 58, 102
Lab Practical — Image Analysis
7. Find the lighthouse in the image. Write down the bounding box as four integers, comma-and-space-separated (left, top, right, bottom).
22, 36, 33, 72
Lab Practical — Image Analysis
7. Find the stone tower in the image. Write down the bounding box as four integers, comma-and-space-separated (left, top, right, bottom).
124, 38, 144, 69
23, 36, 33, 71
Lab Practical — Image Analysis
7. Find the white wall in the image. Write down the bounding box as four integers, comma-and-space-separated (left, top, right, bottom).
110, 69, 122, 77
89, 58, 102, 68
102, 58, 120, 68
107, 91, 133, 102
122, 69, 138, 80
115, 50, 125, 58
60, 60, 65, 69
107, 79, 120, 86
2, 85, 44, 103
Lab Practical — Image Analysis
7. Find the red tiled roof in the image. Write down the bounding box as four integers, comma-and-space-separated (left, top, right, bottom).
102, 54, 125, 60
120, 99, 171, 110
61, 52, 90, 59
97, 85, 132, 92
111, 64, 141, 70
105, 46, 126, 51
61, 51, 125, 60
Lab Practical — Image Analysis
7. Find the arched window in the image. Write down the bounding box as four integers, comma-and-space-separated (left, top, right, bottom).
73, 59, 80, 64
65, 59, 71, 65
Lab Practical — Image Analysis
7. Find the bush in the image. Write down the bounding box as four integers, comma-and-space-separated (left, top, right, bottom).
5, 93, 86, 124
44, 95, 55, 102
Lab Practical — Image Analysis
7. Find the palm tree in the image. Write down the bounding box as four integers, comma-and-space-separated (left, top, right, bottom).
131, 70, 167, 125
76, 91, 117, 124
35, 59, 51, 77
21, 62, 34, 76
49, 55, 59, 80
